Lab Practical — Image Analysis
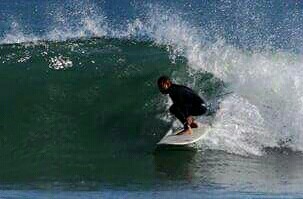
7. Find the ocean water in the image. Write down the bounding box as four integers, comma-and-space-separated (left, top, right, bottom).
1, 0, 303, 198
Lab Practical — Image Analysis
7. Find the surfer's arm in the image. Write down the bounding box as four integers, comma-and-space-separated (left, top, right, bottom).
177, 86, 204, 105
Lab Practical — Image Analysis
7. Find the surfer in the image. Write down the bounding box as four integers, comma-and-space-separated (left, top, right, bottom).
157, 76, 207, 135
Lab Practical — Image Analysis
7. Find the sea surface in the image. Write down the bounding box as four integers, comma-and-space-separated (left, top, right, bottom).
1, 0, 303, 198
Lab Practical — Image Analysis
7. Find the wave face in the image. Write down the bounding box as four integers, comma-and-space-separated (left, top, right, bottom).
1, 0, 303, 162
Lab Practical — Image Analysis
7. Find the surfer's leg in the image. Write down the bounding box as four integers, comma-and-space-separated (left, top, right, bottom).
169, 104, 188, 128
169, 105, 193, 135
190, 104, 207, 116
186, 104, 207, 128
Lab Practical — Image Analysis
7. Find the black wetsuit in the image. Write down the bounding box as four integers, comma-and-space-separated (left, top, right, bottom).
168, 84, 207, 127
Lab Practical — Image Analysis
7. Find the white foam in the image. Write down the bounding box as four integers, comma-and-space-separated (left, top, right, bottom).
200, 94, 275, 156
49, 56, 73, 70
143, 7, 303, 155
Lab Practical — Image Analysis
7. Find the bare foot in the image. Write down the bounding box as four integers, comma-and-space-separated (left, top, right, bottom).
186, 116, 198, 129
176, 127, 193, 135
190, 121, 199, 128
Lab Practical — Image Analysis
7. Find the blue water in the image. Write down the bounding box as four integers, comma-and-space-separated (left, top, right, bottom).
1, 0, 303, 198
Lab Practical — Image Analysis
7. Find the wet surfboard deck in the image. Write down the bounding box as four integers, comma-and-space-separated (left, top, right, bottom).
157, 122, 211, 146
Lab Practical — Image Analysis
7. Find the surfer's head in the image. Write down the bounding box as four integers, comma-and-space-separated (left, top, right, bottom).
157, 75, 172, 94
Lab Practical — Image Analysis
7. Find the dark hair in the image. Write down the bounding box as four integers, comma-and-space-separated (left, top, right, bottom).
157, 75, 171, 86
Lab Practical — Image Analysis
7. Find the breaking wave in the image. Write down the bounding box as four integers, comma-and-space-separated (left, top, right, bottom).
1, 0, 303, 156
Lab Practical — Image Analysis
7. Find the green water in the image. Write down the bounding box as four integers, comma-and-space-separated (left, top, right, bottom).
0, 38, 222, 187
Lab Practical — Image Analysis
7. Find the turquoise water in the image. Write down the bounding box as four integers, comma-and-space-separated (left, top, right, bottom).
1, 0, 303, 198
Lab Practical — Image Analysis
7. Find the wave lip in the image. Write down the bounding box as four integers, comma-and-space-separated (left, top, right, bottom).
1, 0, 109, 45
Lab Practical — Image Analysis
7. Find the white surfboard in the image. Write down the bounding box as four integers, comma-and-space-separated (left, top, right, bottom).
157, 122, 211, 146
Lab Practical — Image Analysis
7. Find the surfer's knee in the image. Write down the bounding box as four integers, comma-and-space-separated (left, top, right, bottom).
194, 104, 207, 116
201, 104, 207, 115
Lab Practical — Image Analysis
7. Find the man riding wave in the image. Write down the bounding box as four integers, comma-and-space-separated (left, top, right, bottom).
157, 76, 207, 135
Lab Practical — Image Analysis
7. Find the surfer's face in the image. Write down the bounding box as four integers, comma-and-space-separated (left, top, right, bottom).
159, 81, 171, 94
